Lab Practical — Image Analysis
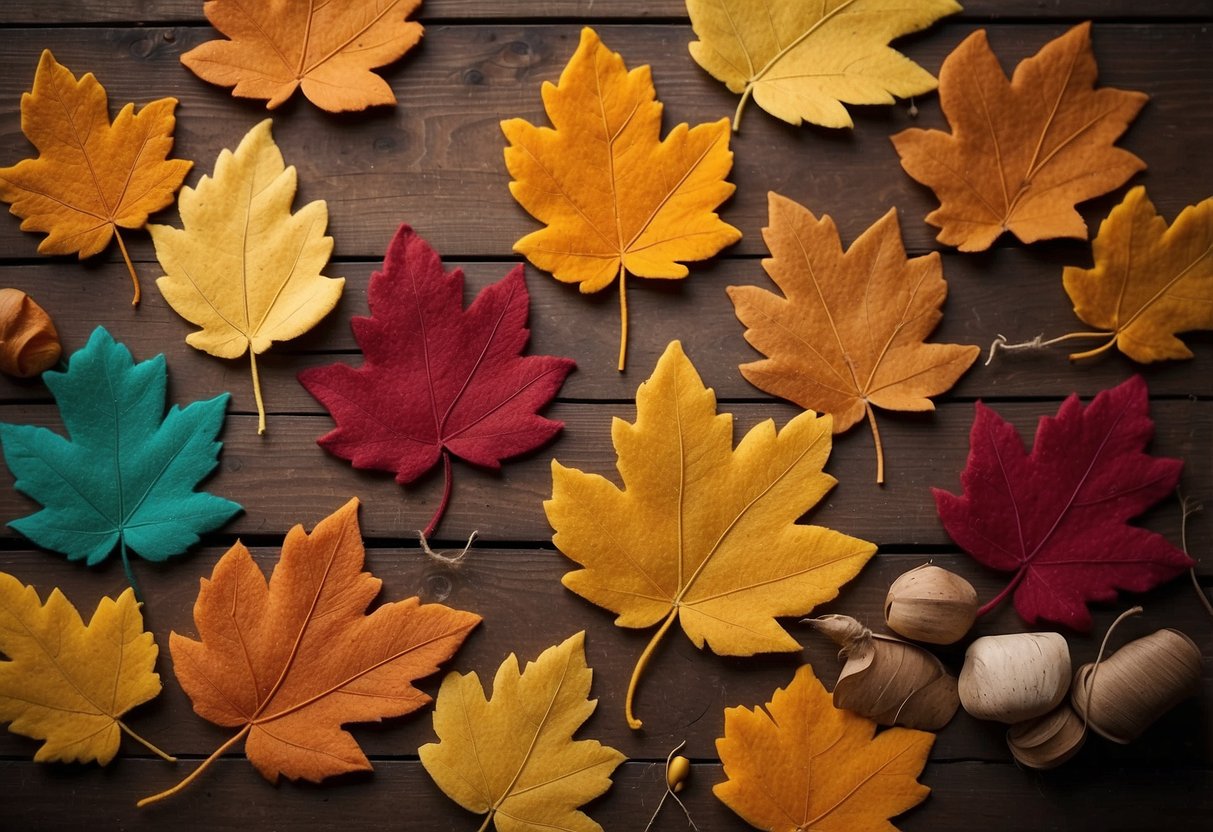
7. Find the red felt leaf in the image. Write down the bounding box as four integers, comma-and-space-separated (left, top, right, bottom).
933, 376, 1191, 631
298, 225, 575, 536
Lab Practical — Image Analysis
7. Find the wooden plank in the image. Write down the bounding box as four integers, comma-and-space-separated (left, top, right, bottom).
0, 24, 1209, 260
1, 401, 1208, 551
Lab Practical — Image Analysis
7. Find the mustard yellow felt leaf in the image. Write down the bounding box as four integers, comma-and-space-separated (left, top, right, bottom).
1060, 186, 1213, 363
502, 27, 740, 370
546, 341, 877, 729
0, 50, 191, 305
420, 632, 625, 832
686, 0, 962, 130
0, 572, 166, 765
715, 664, 934, 832
149, 119, 344, 434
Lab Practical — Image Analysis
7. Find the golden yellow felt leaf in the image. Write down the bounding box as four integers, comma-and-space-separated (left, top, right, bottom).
546, 341, 876, 729
0, 572, 167, 765
420, 632, 625, 832
149, 119, 344, 434
686, 0, 962, 130
891, 24, 1148, 251
502, 27, 740, 371
0, 50, 191, 305
1060, 186, 1213, 363
715, 664, 934, 832
728, 193, 978, 483
182, 0, 423, 112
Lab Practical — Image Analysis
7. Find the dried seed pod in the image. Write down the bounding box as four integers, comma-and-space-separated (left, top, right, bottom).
0, 288, 60, 377
884, 563, 978, 644
959, 632, 1071, 723
1007, 702, 1086, 769
1072, 628, 1201, 744
666, 754, 690, 794
809, 613, 960, 731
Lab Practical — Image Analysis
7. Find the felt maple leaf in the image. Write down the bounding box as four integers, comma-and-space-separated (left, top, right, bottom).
0, 573, 170, 765
150, 119, 345, 435
420, 632, 625, 832
139, 498, 480, 806
299, 225, 575, 539
729, 193, 979, 484
715, 664, 934, 832
0, 50, 191, 305
0, 327, 241, 595
686, 0, 961, 130
934, 376, 1193, 631
502, 27, 741, 371
546, 341, 877, 729
182, 0, 423, 112
891, 23, 1148, 251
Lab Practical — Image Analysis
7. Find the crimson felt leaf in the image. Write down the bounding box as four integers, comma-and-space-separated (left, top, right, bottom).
299, 225, 575, 537
934, 376, 1192, 631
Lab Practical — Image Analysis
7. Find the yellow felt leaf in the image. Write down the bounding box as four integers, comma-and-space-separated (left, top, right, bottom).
715, 664, 934, 832
1061, 186, 1213, 363
729, 193, 979, 483
502, 27, 740, 370
0, 572, 162, 765
149, 119, 344, 434
0, 50, 191, 304
686, 0, 961, 130
546, 341, 876, 728
420, 632, 625, 832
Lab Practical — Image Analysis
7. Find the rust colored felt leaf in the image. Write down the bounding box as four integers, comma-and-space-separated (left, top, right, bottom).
715, 664, 934, 832
502, 27, 740, 370
182, 0, 423, 112
729, 193, 978, 483
139, 498, 480, 805
0, 50, 191, 304
891, 23, 1147, 251
546, 341, 876, 729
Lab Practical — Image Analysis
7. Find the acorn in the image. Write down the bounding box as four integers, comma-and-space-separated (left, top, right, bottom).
959, 632, 1071, 723
884, 564, 978, 645
0, 288, 60, 378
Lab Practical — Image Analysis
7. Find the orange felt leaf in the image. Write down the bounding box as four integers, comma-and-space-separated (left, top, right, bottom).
729, 193, 978, 483
139, 498, 480, 805
891, 23, 1147, 252
715, 664, 934, 832
0, 50, 191, 304
181, 0, 423, 112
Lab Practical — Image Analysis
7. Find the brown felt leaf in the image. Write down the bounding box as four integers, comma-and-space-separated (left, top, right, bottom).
182, 0, 423, 112
728, 193, 978, 483
891, 23, 1147, 251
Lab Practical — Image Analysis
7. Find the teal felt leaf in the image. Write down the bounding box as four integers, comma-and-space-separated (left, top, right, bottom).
0, 327, 241, 591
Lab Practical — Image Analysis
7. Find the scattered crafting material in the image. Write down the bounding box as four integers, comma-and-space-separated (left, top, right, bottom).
299, 225, 574, 538
546, 341, 876, 729
729, 193, 978, 482
884, 564, 977, 645
686, 0, 961, 130
503, 27, 740, 370
0, 50, 191, 304
0, 288, 59, 377
959, 633, 1071, 723
1007, 703, 1086, 770
140, 498, 480, 806
0, 327, 241, 595
891, 23, 1147, 251
420, 632, 624, 832
150, 119, 345, 434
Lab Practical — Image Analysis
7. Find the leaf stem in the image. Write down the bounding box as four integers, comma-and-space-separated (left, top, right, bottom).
118, 720, 176, 763
424, 449, 453, 539
732, 85, 753, 132
1067, 336, 1120, 362
120, 536, 142, 602
114, 227, 140, 306
985, 331, 1114, 366
617, 264, 628, 372
1178, 491, 1213, 619
976, 567, 1026, 618
626, 607, 679, 730
475, 810, 495, 832
864, 402, 885, 485
249, 349, 267, 434
137, 724, 250, 807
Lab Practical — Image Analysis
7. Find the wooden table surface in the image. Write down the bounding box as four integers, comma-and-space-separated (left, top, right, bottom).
1, 2, 1210, 830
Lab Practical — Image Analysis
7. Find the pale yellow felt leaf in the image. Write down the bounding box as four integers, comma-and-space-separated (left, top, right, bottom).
715, 664, 934, 832
502, 27, 740, 370
546, 341, 876, 728
0, 572, 162, 765
149, 119, 344, 433
420, 632, 625, 832
686, 0, 961, 130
